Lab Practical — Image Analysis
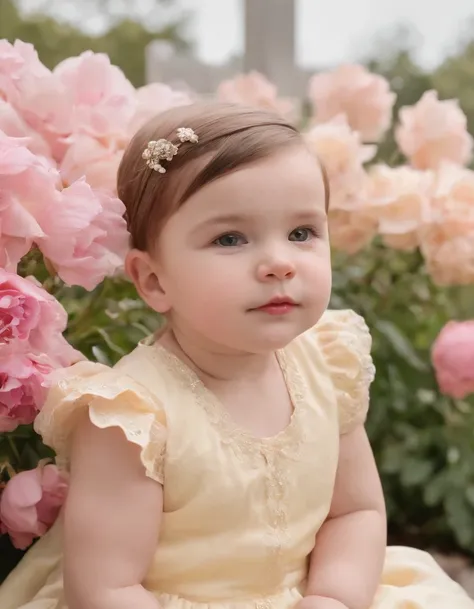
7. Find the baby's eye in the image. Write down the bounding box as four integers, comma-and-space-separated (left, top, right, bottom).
288, 227, 318, 242
213, 233, 247, 247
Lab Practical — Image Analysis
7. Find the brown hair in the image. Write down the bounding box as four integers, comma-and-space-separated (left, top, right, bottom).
118, 101, 328, 251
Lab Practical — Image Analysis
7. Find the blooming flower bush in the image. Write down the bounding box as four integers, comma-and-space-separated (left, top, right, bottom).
0, 42, 474, 568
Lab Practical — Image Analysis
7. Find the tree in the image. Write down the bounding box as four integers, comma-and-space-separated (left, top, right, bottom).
1, 0, 190, 85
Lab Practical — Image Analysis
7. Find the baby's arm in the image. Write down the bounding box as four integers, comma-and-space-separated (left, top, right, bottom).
63, 410, 162, 609
301, 425, 387, 609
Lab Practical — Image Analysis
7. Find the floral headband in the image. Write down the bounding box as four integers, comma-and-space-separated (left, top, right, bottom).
142, 127, 199, 173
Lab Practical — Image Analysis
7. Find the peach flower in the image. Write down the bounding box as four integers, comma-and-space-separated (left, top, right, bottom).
395, 90, 473, 170
0, 463, 68, 549
305, 115, 376, 210
431, 321, 474, 399
366, 164, 433, 251
419, 163, 474, 286
304, 116, 377, 254
327, 209, 377, 255
217, 71, 296, 120
60, 134, 123, 194
308, 64, 395, 142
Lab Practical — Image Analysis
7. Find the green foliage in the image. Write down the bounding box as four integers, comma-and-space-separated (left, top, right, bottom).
0, 0, 189, 86
332, 243, 474, 555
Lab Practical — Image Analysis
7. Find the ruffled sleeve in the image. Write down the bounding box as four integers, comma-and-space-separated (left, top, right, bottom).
34, 360, 167, 483
315, 309, 376, 434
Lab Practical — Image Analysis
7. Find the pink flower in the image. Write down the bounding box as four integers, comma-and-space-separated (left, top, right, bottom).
0, 353, 52, 432
0, 100, 51, 159
60, 134, 123, 193
304, 115, 376, 210
308, 64, 396, 142
419, 162, 474, 286
0, 40, 71, 159
395, 91, 473, 170
0, 131, 59, 270
328, 209, 377, 255
127, 83, 192, 137
431, 321, 474, 399
217, 71, 296, 120
37, 179, 129, 289
0, 270, 82, 365
54, 51, 136, 142
0, 463, 68, 549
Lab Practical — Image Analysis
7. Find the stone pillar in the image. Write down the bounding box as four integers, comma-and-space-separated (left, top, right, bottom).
243, 0, 296, 93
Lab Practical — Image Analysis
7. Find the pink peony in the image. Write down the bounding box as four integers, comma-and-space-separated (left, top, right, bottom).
127, 82, 192, 137
0, 463, 68, 549
0, 131, 59, 270
54, 51, 136, 142
0, 353, 52, 432
37, 179, 130, 290
0, 100, 51, 159
0, 270, 82, 366
217, 71, 296, 120
431, 321, 474, 399
395, 91, 473, 170
308, 64, 396, 142
419, 162, 474, 286
60, 134, 123, 193
0, 40, 71, 159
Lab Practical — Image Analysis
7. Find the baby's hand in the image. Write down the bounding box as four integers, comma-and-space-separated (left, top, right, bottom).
295, 595, 348, 609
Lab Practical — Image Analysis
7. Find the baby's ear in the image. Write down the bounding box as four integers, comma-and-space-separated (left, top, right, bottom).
125, 249, 170, 314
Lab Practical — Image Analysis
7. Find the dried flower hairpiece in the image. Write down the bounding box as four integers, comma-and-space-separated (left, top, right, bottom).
142, 127, 199, 173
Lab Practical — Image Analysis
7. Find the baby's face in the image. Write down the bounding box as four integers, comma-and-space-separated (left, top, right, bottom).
148, 145, 331, 354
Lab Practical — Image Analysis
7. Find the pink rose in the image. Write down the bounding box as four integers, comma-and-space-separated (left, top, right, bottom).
37, 179, 130, 290
54, 51, 136, 142
0, 270, 82, 365
431, 321, 474, 399
0, 353, 52, 432
217, 71, 296, 120
127, 82, 192, 137
328, 209, 377, 255
60, 134, 123, 193
395, 90, 473, 170
304, 114, 376, 210
419, 162, 474, 286
0, 463, 68, 549
0, 131, 59, 270
366, 164, 433, 251
308, 64, 396, 142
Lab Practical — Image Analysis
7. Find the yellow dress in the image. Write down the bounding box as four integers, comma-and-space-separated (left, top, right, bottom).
0, 309, 472, 609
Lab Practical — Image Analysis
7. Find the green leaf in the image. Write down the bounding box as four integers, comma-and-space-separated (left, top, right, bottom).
400, 458, 434, 487
375, 320, 429, 371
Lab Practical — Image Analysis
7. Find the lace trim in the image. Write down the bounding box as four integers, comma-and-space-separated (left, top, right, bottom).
35, 366, 167, 484
316, 310, 376, 434
145, 343, 309, 585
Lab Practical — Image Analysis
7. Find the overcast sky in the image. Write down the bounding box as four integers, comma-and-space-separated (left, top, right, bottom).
20, 0, 474, 69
